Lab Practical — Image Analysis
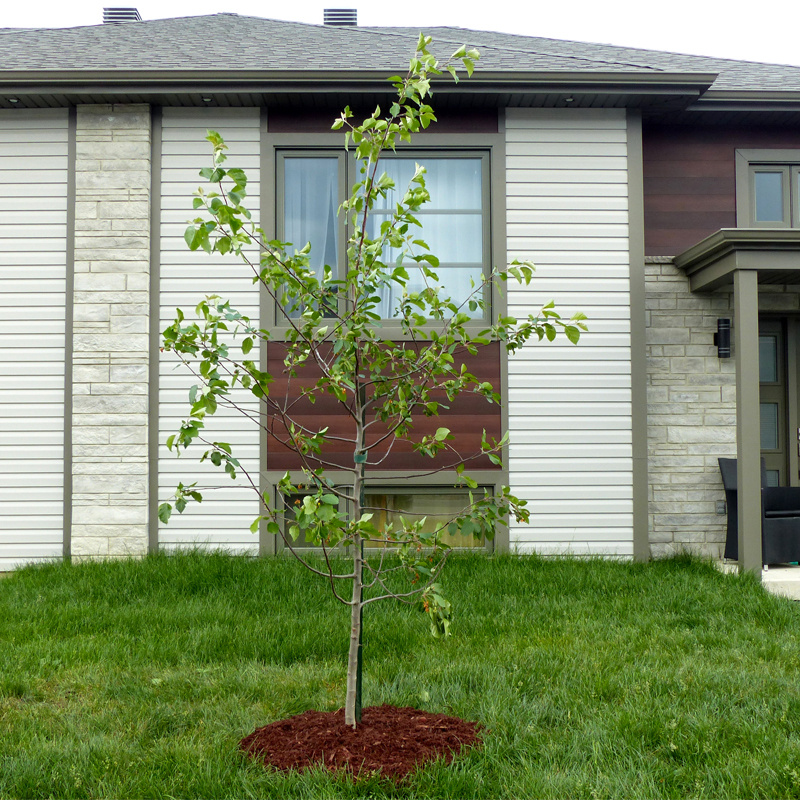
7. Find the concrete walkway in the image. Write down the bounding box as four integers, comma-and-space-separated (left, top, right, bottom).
762, 565, 800, 601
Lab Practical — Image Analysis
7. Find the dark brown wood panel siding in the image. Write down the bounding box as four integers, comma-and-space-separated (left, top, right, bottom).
268, 108, 498, 134
643, 125, 800, 256
265, 340, 502, 472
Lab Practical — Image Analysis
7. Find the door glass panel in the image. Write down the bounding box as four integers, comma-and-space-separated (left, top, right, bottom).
759, 335, 779, 383
754, 171, 785, 222
765, 470, 781, 487
761, 402, 779, 450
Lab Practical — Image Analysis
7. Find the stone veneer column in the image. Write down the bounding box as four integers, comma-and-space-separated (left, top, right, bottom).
645, 258, 735, 557
645, 257, 800, 558
70, 105, 151, 558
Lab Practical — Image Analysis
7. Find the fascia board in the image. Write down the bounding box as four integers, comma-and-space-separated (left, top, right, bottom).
701, 90, 800, 101
676, 228, 800, 266
0, 69, 717, 95
688, 90, 800, 111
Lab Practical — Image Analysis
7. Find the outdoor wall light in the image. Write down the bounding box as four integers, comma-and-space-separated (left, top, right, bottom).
714, 318, 731, 358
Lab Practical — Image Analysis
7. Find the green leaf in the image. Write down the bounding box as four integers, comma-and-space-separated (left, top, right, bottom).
227, 168, 247, 188
434, 427, 451, 442
566, 326, 581, 345
157, 503, 172, 524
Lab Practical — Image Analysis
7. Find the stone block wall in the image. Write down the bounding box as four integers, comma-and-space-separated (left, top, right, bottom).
71, 105, 151, 558
646, 257, 800, 557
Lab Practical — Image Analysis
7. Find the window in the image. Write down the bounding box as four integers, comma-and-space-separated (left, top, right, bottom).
752, 168, 790, 225
281, 487, 487, 549
278, 151, 489, 320
736, 150, 800, 228
364, 490, 485, 549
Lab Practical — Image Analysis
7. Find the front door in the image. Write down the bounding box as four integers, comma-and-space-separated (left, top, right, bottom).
759, 318, 800, 486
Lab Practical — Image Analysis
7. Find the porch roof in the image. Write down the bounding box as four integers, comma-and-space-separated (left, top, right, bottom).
674, 229, 800, 291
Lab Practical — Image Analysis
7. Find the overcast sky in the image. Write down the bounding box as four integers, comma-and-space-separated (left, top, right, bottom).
3, 0, 799, 68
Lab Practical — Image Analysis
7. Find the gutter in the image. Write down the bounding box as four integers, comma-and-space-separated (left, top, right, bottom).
687, 90, 800, 112
0, 69, 718, 96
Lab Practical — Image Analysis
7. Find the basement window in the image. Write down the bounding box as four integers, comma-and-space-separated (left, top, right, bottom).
281, 487, 487, 549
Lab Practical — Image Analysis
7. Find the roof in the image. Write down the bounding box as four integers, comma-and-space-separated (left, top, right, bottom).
0, 13, 794, 87
0, 14, 799, 117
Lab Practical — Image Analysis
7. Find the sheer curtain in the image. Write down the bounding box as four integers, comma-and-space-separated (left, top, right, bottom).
283, 156, 339, 284
365, 158, 483, 318
282, 156, 484, 320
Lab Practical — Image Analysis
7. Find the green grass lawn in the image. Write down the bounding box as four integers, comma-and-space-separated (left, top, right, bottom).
2, 552, 800, 799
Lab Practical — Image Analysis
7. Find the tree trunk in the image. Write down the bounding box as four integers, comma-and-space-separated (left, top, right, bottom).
345, 533, 362, 728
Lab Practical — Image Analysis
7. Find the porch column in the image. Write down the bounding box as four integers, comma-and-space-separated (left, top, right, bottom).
733, 268, 762, 574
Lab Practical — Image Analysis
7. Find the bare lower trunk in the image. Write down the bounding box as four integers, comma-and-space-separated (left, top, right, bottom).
346, 378, 367, 728
345, 533, 363, 728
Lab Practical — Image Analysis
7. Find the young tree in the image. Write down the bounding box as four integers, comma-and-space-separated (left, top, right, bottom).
159, 36, 586, 728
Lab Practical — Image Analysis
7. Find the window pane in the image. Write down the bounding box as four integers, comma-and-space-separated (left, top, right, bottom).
364, 492, 485, 548
371, 158, 482, 211
369, 212, 483, 265
754, 171, 784, 223
372, 266, 485, 319
363, 157, 485, 319
760, 402, 779, 450
283, 157, 339, 279
765, 470, 781, 488
283, 490, 486, 549
759, 335, 778, 383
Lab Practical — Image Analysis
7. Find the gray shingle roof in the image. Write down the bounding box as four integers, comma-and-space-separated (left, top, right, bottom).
0, 13, 798, 93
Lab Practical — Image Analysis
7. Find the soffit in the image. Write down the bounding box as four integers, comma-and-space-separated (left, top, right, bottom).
0, 69, 715, 111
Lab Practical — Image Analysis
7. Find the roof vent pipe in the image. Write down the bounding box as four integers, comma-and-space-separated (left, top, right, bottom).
103, 8, 142, 23
324, 9, 357, 26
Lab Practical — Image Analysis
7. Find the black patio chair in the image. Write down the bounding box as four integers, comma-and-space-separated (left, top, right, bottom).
719, 457, 800, 564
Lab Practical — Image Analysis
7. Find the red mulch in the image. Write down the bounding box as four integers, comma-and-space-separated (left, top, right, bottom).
239, 704, 482, 781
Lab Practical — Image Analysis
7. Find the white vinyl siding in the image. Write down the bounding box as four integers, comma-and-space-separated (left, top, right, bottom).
0, 110, 69, 570
505, 109, 633, 556
158, 109, 261, 553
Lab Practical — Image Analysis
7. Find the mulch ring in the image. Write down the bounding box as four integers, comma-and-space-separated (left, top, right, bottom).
239, 704, 482, 781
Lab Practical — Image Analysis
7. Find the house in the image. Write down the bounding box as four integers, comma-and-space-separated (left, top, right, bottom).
1, 10, 797, 574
